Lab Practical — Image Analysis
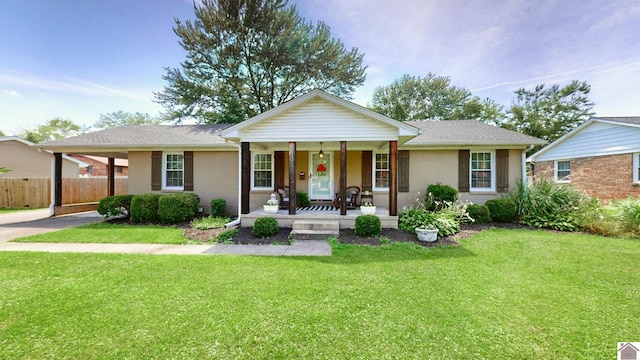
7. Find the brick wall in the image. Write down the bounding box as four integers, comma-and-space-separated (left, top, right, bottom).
533, 153, 640, 201
72, 154, 129, 177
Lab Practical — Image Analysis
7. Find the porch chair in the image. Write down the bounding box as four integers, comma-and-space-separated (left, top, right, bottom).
333, 186, 360, 209
277, 186, 291, 209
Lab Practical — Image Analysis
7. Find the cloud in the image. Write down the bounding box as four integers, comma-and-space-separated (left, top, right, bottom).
3, 90, 20, 97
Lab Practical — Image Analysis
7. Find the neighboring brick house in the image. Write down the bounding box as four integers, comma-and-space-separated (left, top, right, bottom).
528, 117, 640, 201
69, 154, 128, 177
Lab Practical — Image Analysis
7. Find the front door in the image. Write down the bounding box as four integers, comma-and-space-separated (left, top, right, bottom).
309, 152, 333, 200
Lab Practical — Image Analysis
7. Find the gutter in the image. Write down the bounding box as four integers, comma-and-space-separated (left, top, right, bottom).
224, 140, 242, 228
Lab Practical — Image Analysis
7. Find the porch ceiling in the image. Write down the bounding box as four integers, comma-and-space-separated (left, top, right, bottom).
249, 140, 391, 152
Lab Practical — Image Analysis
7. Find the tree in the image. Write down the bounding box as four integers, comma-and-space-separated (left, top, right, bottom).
501, 80, 594, 148
93, 111, 163, 129
370, 73, 505, 122
18, 118, 87, 143
0, 167, 11, 173
154, 0, 367, 124
0, 130, 5, 136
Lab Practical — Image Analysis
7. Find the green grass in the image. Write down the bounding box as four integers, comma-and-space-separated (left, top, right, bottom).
11, 222, 188, 244
0, 207, 44, 214
1, 229, 639, 359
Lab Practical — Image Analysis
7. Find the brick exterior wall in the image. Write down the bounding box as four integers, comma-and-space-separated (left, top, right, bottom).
533, 153, 640, 201
71, 154, 129, 177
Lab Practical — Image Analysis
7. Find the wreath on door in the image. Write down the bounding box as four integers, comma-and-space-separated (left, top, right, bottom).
316, 163, 326, 175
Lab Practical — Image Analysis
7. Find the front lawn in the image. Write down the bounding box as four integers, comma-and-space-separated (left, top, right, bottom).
1, 229, 639, 358
0, 207, 44, 214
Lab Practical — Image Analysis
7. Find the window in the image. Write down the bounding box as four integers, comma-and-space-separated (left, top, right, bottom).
87, 165, 93, 173
252, 153, 273, 189
163, 153, 184, 189
555, 160, 571, 183
634, 153, 640, 183
116, 167, 123, 173
470, 151, 494, 191
374, 153, 390, 190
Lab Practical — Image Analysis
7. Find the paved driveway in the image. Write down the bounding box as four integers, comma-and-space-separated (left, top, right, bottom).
0, 209, 103, 242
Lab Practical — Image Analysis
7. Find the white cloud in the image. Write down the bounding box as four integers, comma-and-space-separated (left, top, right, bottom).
3, 90, 20, 97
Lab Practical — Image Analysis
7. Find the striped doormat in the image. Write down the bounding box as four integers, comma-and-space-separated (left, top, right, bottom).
296, 205, 338, 211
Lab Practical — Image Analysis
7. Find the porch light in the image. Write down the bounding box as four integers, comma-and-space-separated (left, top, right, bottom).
319, 142, 324, 158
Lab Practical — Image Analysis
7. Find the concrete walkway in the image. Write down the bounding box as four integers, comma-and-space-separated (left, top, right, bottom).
0, 210, 331, 256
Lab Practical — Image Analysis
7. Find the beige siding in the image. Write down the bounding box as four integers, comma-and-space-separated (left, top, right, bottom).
128, 151, 151, 195
0, 140, 78, 178
240, 98, 399, 142
193, 151, 238, 215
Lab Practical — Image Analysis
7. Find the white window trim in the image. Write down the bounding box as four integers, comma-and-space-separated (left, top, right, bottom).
554, 160, 571, 183
373, 152, 390, 192
633, 153, 640, 183
162, 152, 184, 191
469, 150, 496, 192
251, 152, 274, 190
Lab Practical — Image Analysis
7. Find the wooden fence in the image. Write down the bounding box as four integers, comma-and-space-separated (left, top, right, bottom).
0, 177, 128, 208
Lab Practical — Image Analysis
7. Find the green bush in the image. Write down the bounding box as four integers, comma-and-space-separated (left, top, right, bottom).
252, 217, 280, 238
191, 216, 229, 230
398, 207, 435, 234
210, 198, 226, 217
432, 212, 461, 237
130, 193, 162, 223
467, 204, 491, 223
297, 192, 310, 207
97, 194, 134, 218
216, 228, 237, 243
485, 198, 517, 223
613, 196, 640, 234
158, 193, 200, 224
426, 183, 458, 210
355, 215, 381, 237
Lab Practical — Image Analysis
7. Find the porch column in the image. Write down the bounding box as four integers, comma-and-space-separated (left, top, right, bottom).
339, 141, 347, 215
108, 157, 115, 196
241, 142, 251, 214
288, 142, 297, 215
54, 153, 63, 213
389, 140, 398, 216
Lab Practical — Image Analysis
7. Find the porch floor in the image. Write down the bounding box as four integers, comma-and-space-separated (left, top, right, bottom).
241, 206, 397, 229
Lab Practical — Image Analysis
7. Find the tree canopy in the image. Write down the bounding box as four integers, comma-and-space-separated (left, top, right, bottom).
155, 0, 367, 124
93, 111, 163, 129
18, 118, 87, 144
501, 80, 594, 146
369, 73, 505, 122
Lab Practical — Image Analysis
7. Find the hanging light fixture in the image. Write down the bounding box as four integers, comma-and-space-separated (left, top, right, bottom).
318, 142, 324, 158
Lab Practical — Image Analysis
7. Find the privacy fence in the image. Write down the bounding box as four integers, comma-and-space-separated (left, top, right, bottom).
0, 177, 128, 208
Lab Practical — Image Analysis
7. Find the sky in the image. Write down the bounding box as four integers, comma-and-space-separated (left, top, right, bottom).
1, 0, 639, 136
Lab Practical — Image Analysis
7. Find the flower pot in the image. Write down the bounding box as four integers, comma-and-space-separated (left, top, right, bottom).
263, 205, 279, 214
360, 205, 376, 215
415, 227, 438, 242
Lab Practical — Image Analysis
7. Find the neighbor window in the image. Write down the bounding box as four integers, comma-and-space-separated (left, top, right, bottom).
555, 160, 571, 183
374, 153, 390, 190
634, 153, 640, 183
87, 165, 93, 173
116, 166, 123, 173
252, 153, 273, 189
163, 153, 184, 189
470, 151, 494, 191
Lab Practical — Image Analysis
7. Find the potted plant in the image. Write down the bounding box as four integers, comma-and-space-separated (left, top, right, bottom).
415, 223, 439, 242
263, 193, 279, 214
360, 201, 376, 215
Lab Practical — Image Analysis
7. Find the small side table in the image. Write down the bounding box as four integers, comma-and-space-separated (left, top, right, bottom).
360, 193, 374, 206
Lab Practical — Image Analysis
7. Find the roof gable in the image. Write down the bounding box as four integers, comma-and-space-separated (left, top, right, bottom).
220, 89, 421, 142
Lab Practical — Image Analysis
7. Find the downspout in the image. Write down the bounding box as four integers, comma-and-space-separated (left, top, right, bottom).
522, 144, 535, 189
225, 140, 242, 228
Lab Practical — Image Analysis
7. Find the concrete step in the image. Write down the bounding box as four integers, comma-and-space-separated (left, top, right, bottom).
290, 220, 340, 240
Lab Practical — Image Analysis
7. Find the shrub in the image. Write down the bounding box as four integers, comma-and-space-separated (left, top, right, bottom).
467, 204, 491, 223
191, 216, 229, 230
398, 207, 435, 234
97, 194, 134, 218
426, 183, 458, 210
297, 192, 310, 207
613, 196, 640, 235
216, 228, 237, 243
485, 198, 517, 223
130, 193, 162, 223
210, 198, 226, 217
252, 217, 279, 238
158, 193, 200, 224
432, 212, 461, 237
355, 215, 381, 237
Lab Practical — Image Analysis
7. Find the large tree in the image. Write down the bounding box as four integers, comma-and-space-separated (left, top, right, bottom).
155, 0, 367, 124
370, 73, 505, 122
93, 111, 163, 129
18, 118, 87, 144
501, 80, 594, 146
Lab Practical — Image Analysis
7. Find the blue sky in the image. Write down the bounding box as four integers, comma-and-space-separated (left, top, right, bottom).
1, 0, 639, 135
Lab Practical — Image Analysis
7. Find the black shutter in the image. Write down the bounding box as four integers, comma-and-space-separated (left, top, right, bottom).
398, 150, 410, 192
496, 149, 509, 193
151, 151, 162, 191
458, 150, 470, 192
184, 151, 194, 191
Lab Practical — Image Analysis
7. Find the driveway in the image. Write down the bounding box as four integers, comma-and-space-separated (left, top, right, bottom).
0, 209, 103, 242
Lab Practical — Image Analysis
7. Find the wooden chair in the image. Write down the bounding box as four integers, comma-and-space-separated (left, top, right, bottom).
334, 186, 360, 209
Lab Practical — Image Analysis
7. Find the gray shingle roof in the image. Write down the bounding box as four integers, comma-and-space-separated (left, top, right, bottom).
404, 120, 545, 146
39, 124, 231, 148
593, 117, 640, 126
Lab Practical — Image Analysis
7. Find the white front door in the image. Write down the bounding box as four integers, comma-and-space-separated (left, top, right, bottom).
309, 152, 333, 200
